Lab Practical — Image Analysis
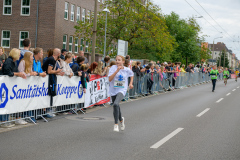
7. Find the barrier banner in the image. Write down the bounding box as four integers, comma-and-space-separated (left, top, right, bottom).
84, 75, 110, 108
53, 76, 84, 106
231, 74, 236, 79
0, 76, 50, 114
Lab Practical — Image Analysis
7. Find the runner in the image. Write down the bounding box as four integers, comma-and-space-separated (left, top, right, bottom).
210, 65, 219, 92
108, 55, 134, 132
235, 69, 239, 82
223, 68, 229, 86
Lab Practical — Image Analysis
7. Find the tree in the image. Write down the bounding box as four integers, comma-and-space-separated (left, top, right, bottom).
164, 12, 203, 65
217, 50, 229, 68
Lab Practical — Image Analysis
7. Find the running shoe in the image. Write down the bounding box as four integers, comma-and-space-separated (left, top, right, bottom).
120, 117, 125, 131
113, 124, 119, 132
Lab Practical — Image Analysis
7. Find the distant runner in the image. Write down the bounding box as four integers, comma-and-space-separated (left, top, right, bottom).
210, 65, 219, 92
223, 68, 229, 86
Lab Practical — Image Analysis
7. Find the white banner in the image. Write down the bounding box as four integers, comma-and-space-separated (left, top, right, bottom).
84, 75, 110, 108
0, 76, 50, 114
53, 76, 84, 106
0, 75, 85, 114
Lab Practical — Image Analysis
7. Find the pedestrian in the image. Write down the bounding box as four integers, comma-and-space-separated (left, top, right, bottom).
33, 47, 47, 77
108, 55, 134, 132
235, 69, 239, 82
210, 65, 219, 92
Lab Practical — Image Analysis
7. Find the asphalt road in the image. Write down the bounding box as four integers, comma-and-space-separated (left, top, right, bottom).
0, 79, 240, 160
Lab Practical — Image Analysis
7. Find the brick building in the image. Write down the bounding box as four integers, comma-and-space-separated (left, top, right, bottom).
0, 0, 104, 54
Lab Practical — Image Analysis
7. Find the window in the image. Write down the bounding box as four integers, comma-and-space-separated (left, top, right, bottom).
76, 7, 80, 22
3, 0, 12, 15
80, 38, 83, 51
85, 41, 88, 52
64, 2, 69, 20
69, 36, 73, 52
82, 8, 85, 22
75, 38, 78, 53
19, 31, 29, 48
70, 4, 75, 21
21, 0, 30, 16
63, 35, 67, 49
1, 30, 10, 48
87, 10, 91, 22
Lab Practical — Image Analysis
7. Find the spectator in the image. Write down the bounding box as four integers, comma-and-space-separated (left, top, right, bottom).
60, 49, 67, 60
157, 61, 160, 66
102, 56, 110, 68
0, 47, 8, 65
2, 48, 26, 79
18, 52, 38, 77
88, 62, 98, 74
17, 38, 31, 66
33, 47, 47, 77
180, 64, 186, 72
42, 48, 63, 75
60, 53, 74, 78
106, 61, 116, 77
71, 56, 85, 76
78, 51, 88, 64
80, 64, 90, 93
0, 47, 4, 72
132, 61, 141, 77
18, 52, 38, 123
93, 61, 107, 76
43, 49, 53, 64
42, 48, 64, 117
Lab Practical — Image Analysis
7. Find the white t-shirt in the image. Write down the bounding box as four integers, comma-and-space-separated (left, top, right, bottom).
108, 65, 134, 96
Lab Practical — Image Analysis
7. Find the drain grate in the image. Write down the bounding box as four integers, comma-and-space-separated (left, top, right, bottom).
77, 117, 105, 121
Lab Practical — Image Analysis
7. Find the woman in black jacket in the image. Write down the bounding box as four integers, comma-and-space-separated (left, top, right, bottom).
2, 48, 26, 79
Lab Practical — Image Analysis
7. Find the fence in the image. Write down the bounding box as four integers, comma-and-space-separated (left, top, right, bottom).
0, 71, 224, 125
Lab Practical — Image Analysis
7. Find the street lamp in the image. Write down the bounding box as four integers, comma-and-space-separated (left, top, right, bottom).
212, 36, 223, 65
103, 6, 110, 58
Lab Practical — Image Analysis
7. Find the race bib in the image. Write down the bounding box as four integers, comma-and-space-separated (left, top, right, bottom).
212, 75, 216, 78
114, 81, 125, 88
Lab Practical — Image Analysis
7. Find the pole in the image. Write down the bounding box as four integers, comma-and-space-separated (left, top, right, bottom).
103, 10, 108, 58
212, 40, 214, 65
219, 52, 221, 67
223, 49, 226, 68
91, 0, 98, 63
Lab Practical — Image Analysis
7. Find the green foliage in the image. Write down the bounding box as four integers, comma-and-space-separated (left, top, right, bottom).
74, 1, 204, 64
217, 50, 229, 68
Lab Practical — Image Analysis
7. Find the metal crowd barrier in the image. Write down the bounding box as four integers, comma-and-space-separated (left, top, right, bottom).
0, 71, 223, 126
126, 71, 221, 100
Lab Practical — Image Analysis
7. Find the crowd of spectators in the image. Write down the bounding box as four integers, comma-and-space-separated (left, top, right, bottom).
0, 38, 237, 127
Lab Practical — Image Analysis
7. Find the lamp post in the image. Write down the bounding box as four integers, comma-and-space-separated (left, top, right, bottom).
212, 36, 223, 65
103, 6, 110, 58
91, 0, 98, 63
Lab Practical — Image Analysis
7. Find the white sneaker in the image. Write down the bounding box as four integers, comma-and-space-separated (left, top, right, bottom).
1, 123, 15, 128
15, 119, 28, 125
113, 124, 119, 132
120, 117, 125, 131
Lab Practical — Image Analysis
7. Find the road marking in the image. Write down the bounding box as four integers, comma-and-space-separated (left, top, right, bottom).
216, 98, 224, 103
150, 128, 184, 149
196, 108, 210, 117
226, 93, 231, 96
233, 89, 236, 91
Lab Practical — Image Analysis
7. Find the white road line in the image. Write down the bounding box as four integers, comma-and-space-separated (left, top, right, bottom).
233, 89, 236, 91
196, 108, 210, 117
226, 93, 231, 96
216, 98, 224, 103
150, 128, 184, 149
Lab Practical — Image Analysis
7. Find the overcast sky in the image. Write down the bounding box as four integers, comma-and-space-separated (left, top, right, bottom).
152, 0, 240, 59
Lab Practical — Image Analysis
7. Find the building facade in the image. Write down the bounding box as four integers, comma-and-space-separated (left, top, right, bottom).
0, 0, 104, 53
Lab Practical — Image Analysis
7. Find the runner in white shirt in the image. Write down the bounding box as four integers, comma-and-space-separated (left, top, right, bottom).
108, 55, 134, 132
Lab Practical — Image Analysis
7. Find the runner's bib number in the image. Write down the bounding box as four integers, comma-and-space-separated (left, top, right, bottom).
212, 75, 216, 78
114, 81, 125, 88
